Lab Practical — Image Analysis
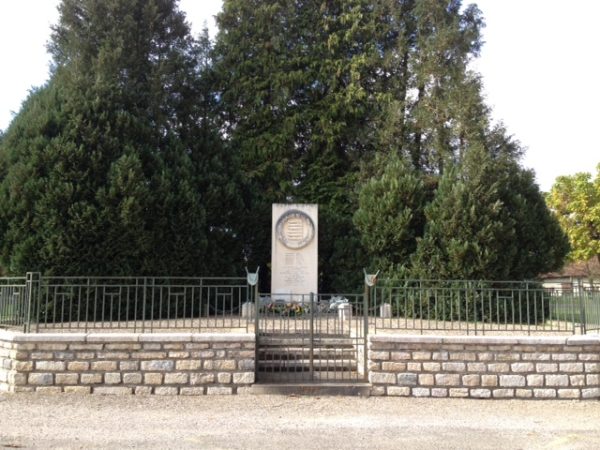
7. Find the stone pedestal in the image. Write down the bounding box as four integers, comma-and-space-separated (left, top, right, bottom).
338, 303, 352, 335
380, 303, 392, 318
338, 303, 352, 321
241, 302, 255, 319
355, 332, 365, 376
271, 204, 318, 299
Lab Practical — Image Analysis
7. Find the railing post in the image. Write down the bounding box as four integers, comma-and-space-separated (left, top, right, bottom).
309, 292, 315, 381
578, 279, 587, 334
363, 281, 369, 336
363, 270, 378, 378
24, 272, 41, 333
246, 267, 260, 334
141, 277, 147, 333
363, 282, 369, 378
245, 267, 260, 382
363, 269, 378, 337
254, 282, 259, 332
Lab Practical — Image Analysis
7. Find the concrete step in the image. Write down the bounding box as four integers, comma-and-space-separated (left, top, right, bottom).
259, 336, 357, 347
258, 359, 357, 371
247, 382, 372, 396
258, 348, 356, 359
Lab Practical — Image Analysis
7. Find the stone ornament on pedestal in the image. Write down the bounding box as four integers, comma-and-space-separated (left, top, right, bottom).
271, 204, 318, 300
242, 267, 259, 318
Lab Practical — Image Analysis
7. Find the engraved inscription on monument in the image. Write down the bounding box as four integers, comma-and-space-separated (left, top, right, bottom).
281, 252, 308, 286
271, 204, 318, 298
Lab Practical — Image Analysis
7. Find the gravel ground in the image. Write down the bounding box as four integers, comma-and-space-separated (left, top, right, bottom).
1, 393, 600, 449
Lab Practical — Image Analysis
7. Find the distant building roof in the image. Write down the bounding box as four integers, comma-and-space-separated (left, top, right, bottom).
540, 258, 600, 280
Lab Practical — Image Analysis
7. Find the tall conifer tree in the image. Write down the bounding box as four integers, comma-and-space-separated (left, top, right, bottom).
213, 0, 505, 288
0, 0, 237, 275
353, 152, 427, 271
411, 147, 568, 280
214, 0, 382, 289
0, 0, 569, 283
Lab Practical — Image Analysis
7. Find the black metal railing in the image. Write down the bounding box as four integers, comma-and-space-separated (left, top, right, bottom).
1, 274, 253, 333
0, 276, 27, 329
0, 274, 598, 335
370, 279, 599, 335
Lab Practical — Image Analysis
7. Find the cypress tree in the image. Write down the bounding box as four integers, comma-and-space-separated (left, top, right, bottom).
412, 145, 516, 280
190, 29, 245, 276
353, 152, 427, 271
356, 1, 564, 282
497, 160, 570, 278
412, 147, 568, 281
0, 0, 567, 284
408, 146, 568, 322
214, 0, 381, 290
213, 0, 484, 289
0, 83, 68, 273
0, 0, 234, 275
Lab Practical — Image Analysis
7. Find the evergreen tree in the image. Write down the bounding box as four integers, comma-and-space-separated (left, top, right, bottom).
496, 160, 569, 278
0, 0, 236, 275
407, 147, 568, 322
0, 83, 67, 273
412, 145, 515, 280
412, 147, 568, 280
373, 0, 489, 173
406, 0, 486, 172
214, 0, 560, 288
353, 152, 427, 271
0, 0, 568, 286
186, 28, 244, 276
214, 0, 382, 290
354, 1, 561, 282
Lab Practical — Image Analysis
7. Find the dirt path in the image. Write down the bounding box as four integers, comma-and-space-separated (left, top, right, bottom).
1, 393, 600, 449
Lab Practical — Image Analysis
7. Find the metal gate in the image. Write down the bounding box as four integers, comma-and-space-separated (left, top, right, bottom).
255, 292, 368, 383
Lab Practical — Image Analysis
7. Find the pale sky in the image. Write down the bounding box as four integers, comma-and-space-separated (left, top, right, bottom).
1, 0, 598, 192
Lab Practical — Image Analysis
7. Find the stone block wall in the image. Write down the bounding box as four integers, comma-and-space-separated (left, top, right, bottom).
0, 331, 254, 395
368, 335, 600, 399
0, 336, 14, 392
3, 330, 600, 399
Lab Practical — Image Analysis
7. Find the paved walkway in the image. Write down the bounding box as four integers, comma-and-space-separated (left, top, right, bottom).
1, 393, 600, 449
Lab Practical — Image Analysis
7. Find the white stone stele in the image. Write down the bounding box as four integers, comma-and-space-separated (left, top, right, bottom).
271, 203, 318, 301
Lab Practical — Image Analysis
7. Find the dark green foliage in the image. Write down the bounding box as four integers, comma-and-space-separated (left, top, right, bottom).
211, 0, 493, 290
0, 83, 66, 274
495, 160, 570, 279
353, 0, 566, 284
0, 0, 568, 290
412, 146, 516, 280
354, 152, 427, 271
214, 0, 384, 290
0, 0, 240, 276
372, 0, 490, 173
411, 146, 568, 281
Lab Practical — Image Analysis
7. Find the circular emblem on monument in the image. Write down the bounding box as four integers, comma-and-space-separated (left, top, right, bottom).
276, 210, 315, 250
